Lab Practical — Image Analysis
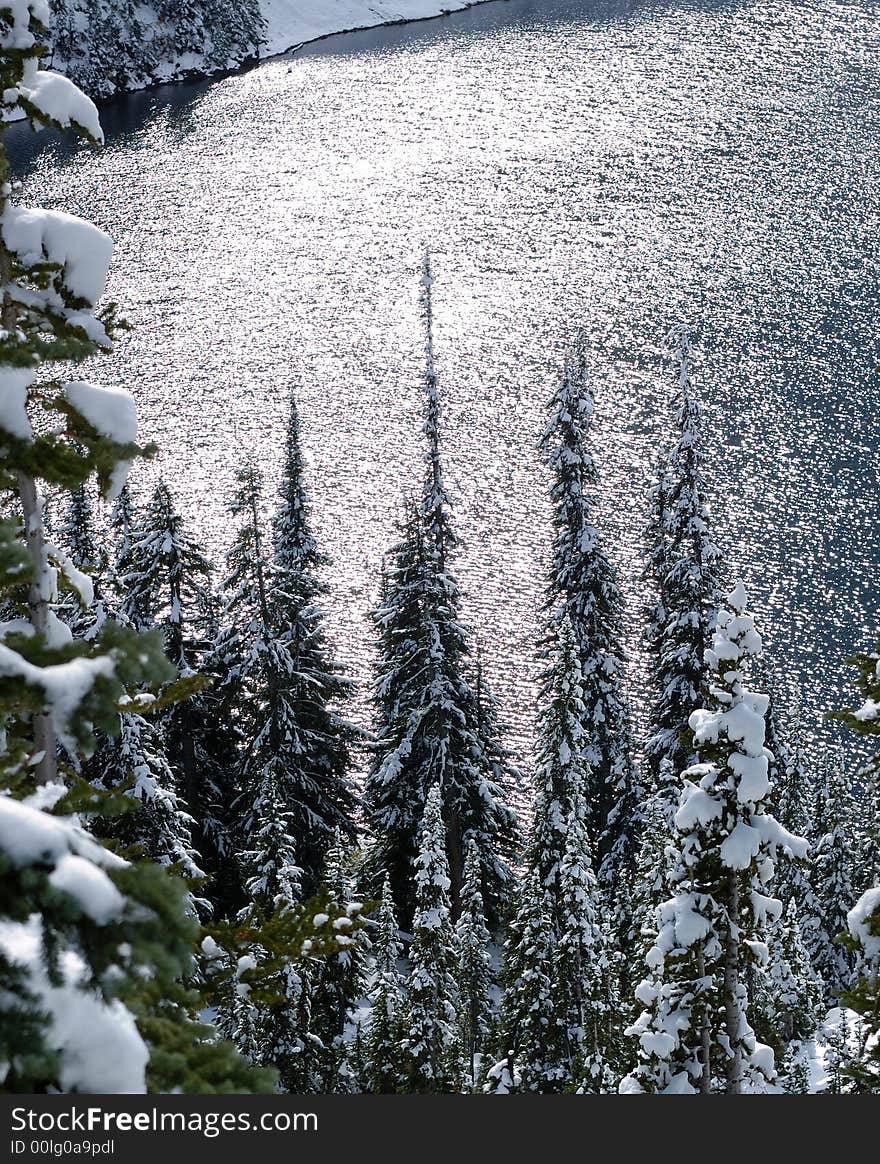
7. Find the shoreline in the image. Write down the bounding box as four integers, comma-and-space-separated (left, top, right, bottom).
260, 1, 506, 61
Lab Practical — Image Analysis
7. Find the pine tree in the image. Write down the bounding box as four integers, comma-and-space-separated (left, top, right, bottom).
629, 758, 678, 984
832, 634, 880, 1089
764, 898, 824, 1045
217, 460, 356, 903
496, 866, 568, 1092
644, 325, 723, 781
401, 784, 465, 1093
528, 617, 589, 910
270, 395, 359, 891
362, 875, 406, 1094
805, 759, 856, 1000
557, 790, 620, 1088
767, 696, 815, 910
365, 256, 518, 924
310, 828, 368, 1092
621, 582, 807, 1094
456, 835, 495, 1089
540, 334, 640, 890
0, 5, 264, 1091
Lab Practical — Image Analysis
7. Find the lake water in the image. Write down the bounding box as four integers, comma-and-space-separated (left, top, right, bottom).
11, 0, 880, 793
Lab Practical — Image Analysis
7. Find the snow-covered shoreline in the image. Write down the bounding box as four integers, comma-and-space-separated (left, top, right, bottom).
260, 1, 499, 59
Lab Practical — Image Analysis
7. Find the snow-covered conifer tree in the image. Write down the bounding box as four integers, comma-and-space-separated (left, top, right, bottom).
622, 582, 806, 1094
764, 898, 824, 1046
496, 866, 568, 1092
402, 784, 465, 1092
218, 459, 356, 899
539, 334, 640, 889
362, 875, 406, 1094
805, 759, 857, 1000
0, 4, 263, 1092
832, 635, 880, 1088
365, 256, 517, 923
644, 326, 723, 781
310, 828, 369, 1092
557, 790, 620, 1088
456, 835, 495, 1088
269, 395, 359, 890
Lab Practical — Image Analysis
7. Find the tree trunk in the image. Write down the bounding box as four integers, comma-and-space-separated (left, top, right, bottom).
696, 949, 712, 1094
16, 472, 58, 785
724, 875, 743, 1094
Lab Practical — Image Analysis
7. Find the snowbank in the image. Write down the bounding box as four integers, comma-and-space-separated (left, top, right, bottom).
260, 1, 490, 57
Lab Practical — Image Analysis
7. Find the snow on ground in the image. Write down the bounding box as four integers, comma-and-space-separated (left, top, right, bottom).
260, 1, 486, 57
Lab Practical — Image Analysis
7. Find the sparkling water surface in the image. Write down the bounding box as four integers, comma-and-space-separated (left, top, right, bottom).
11, 0, 880, 800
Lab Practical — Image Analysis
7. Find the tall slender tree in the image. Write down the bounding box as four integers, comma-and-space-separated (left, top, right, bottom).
362, 875, 406, 1094
644, 326, 723, 781
401, 784, 465, 1093
456, 835, 495, 1089
269, 395, 359, 889
539, 334, 640, 886
365, 255, 518, 923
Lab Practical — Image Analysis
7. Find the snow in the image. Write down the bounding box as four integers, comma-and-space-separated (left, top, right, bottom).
260, 1, 483, 57
0, 366, 34, 439
48, 852, 125, 923
720, 821, 761, 870
848, 886, 880, 963
64, 380, 138, 498
0, 916, 147, 1093
2, 205, 112, 306
14, 66, 103, 142
0, 789, 123, 872
0, 644, 115, 745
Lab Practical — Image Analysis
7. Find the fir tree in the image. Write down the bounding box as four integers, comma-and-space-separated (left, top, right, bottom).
539, 334, 640, 889
456, 835, 495, 1088
362, 875, 406, 1094
269, 395, 359, 891
401, 784, 465, 1093
805, 759, 856, 1000
218, 459, 356, 901
365, 255, 518, 923
310, 828, 368, 1092
497, 866, 568, 1092
644, 325, 723, 781
764, 898, 824, 1046
622, 582, 807, 1094
0, 6, 264, 1091
557, 790, 620, 1087
832, 634, 880, 1089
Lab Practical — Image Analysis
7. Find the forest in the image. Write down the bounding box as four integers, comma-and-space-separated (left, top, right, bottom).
1, 0, 879, 1097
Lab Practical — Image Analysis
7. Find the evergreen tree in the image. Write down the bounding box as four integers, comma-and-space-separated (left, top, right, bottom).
557, 790, 620, 1088
365, 255, 518, 923
401, 784, 465, 1093
832, 633, 880, 1089
629, 757, 678, 982
764, 898, 824, 1046
622, 582, 807, 1094
310, 828, 368, 1092
496, 866, 568, 1092
644, 325, 723, 781
805, 759, 856, 1000
539, 334, 640, 888
362, 875, 406, 1094
0, 6, 264, 1091
218, 460, 356, 901
270, 395, 359, 891
456, 835, 495, 1089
